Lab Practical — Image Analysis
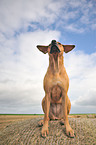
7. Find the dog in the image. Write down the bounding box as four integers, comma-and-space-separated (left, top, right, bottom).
37, 40, 75, 138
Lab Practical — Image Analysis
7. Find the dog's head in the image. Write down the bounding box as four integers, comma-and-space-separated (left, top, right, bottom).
37, 40, 75, 56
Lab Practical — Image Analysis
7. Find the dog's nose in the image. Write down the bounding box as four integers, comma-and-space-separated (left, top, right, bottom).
51, 40, 56, 45
50, 40, 60, 54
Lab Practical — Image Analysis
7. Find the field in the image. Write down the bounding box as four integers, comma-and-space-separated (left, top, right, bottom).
0, 114, 96, 145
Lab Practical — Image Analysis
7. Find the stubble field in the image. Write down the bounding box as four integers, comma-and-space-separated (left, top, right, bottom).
0, 114, 96, 145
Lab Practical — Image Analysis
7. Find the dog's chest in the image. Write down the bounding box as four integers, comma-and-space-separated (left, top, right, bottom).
51, 85, 62, 102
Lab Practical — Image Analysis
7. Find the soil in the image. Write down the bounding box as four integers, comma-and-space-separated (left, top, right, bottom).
0, 116, 96, 145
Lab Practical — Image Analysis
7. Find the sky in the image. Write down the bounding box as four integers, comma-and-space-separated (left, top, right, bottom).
0, 0, 96, 114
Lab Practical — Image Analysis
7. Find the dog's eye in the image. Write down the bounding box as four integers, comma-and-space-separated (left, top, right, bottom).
58, 43, 61, 45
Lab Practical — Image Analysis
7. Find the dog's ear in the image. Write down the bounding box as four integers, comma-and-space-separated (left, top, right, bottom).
37, 45, 48, 54
63, 45, 75, 53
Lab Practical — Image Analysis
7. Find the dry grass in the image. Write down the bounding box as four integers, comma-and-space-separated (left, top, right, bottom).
0, 115, 43, 130
0, 115, 96, 145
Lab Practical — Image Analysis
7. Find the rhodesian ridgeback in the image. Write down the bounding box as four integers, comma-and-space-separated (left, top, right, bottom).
37, 40, 75, 138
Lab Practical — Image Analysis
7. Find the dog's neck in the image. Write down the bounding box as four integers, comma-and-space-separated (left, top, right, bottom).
49, 54, 64, 74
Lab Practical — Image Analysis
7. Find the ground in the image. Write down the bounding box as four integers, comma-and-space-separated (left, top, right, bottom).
0, 115, 96, 145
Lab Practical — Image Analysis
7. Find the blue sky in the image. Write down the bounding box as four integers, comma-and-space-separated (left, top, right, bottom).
0, 0, 96, 114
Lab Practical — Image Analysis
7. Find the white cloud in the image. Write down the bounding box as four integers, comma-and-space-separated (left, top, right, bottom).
72, 90, 96, 106
0, 0, 96, 36
0, 0, 96, 114
0, 29, 60, 113
1, 37, 96, 114
91, 24, 96, 30
64, 50, 96, 113
71, 89, 96, 114
0, 0, 59, 35
57, 0, 96, 33
65, 24, 85, 33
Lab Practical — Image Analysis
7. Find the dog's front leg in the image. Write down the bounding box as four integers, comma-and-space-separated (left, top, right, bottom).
62, 90, 74, 138
41, 92, 50, 137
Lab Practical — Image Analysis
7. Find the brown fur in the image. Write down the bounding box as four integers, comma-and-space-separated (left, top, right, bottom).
37, 41, 75, 137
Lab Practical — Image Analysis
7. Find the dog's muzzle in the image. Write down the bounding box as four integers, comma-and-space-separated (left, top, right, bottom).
50, 40, 60, 54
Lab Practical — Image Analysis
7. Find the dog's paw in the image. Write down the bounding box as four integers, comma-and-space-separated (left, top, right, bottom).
38, 120, 43, 127
41, 126, 49, 138
65, 125, 75, 138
